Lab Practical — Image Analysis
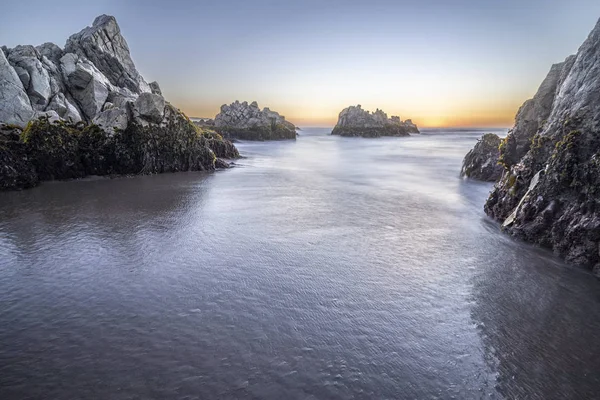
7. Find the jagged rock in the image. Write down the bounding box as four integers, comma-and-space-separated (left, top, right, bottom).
485, 18, 600, 274
149, 81, 162, 95
65, 14, 150, 94
47, 92, 82, 123
460, 133, 503, 182
60, 53, 110, 120
93, 106, 130, 132
499, 61, 571, 169
0, 49, 34, 126
6, 45, 52, 110
214, 100, 296, 140
0, 15, 240, 190
331, 105, 419, 137
192, 118, 215, 128
36, 42, 64, 65
135, 93, 165, 123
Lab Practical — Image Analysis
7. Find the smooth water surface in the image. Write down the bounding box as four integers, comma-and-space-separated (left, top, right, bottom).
1, 128, 599, 399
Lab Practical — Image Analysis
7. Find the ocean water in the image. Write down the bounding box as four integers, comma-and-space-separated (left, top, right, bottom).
1, 128, 599, 399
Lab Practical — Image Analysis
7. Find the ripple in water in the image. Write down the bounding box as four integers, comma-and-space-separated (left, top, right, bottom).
1, 128, 599, 399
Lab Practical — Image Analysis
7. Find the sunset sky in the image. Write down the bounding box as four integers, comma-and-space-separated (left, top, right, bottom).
3, 0, 600, 127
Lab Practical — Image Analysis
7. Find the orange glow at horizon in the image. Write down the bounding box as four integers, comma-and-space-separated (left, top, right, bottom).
179, 101, 519, 129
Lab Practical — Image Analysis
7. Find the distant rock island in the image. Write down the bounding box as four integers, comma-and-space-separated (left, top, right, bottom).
213, 101, 297, 140
476, 17, 600, 275
460, 133, 503, 182
331, 105, 419, 137
0, 15, 238, 191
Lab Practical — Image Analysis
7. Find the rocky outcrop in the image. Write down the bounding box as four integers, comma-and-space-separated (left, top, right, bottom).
214, 101, 297, 140
0, 15, 239, 191
64, 15, 150, 94
192, 118, 215, 128
331, 105, 419, 137
460, 133, 503, 181
485, 18, 600, 274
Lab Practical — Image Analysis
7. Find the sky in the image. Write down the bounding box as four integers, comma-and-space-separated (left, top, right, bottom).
2, 0, 600, 127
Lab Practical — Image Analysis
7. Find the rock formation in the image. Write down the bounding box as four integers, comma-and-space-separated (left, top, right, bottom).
331, 105, 419, 137
0, 15, 238, 191
460, 133, 503, 182
484, 18, 600, 274
214, 101, 297, 140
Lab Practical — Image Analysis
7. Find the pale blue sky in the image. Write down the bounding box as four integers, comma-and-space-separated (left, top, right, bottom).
2, 0, 600, 126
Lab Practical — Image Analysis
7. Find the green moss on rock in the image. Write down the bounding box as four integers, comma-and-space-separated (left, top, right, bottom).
0, 108, 241, 191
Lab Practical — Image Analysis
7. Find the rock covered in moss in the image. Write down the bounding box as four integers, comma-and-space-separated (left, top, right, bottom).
485, 18, 600, 274
0, 106, 241, 190
331, 105, 419, 137
0, 124, 37, 190
214, 100, 296, 140
460, 133, 503, 181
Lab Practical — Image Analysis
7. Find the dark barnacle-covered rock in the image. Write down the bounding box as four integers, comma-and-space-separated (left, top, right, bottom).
460, 133, 503, 182
484, 18, 600, 275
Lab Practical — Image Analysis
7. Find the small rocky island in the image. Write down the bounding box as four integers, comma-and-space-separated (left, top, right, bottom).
213, 101, 297, 140
0, 15, 238, 191
331, 105, 419, 137
460, 133, 503, 182
469, 18, 600, 275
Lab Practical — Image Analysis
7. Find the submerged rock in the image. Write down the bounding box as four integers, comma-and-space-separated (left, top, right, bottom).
485, 18, 600, 274
214, 100, 296, 140
0, 15, 239, 191
460, 133, 503, 182
331, 105, 419, 137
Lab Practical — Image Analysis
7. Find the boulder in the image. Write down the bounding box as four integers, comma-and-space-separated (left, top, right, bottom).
214, 100, 296, 140
460, 133, 503, 182
149, 81, 162, 95
331, 105, 419, 137
60, 53, 110, 120
135, 92, 165, 123
6, 45, 52, 109
36, 42, 64, 65
0, 49, 34, 127
93, 106, 130, 132
485, 17, 600, 274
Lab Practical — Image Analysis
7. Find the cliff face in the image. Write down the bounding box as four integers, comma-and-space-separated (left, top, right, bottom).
0, 15, 238, 190
485, 18, 600, 274
331, 105, 419, 137
214, 101, 296, 140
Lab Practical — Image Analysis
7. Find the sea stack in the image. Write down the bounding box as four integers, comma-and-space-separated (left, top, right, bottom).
331, 105, 419, 137
214, 101, 297, 140
484, 17, 600, 274
460, 133, 503, 182
0, 15, 239, 191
